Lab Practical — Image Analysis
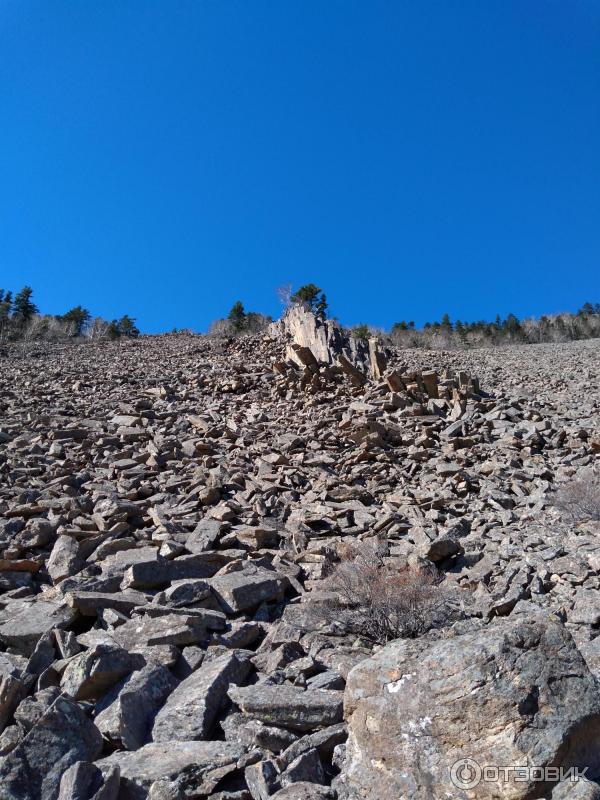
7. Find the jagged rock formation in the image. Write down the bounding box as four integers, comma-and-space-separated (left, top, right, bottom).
0, 326, 598, 798
269, 305, 388, 378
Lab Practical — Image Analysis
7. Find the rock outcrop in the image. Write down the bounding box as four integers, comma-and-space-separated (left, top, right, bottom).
269, 305, 387, 378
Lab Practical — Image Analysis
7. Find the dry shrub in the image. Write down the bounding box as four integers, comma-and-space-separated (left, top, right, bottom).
321, 542, 450, 644
554, 472, 600, 522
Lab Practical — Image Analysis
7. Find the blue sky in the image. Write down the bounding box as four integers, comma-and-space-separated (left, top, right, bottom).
1, 1, 599, 333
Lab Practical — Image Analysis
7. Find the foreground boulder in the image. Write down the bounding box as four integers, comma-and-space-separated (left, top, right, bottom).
152, 650, 251, 742
97, 740, 245, 799
0, 695, 102, 800
0, 656, 25, 735
340, 614, 600, 799
60, 643, 146, 700
95, 664, 177, 750
0, 599, 76, 656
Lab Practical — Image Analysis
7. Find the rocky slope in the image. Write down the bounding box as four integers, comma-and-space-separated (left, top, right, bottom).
0, 315, 598, 799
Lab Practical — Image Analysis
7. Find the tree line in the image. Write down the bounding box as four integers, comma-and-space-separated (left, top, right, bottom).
3, 281, 599, 350
386, 304, 600, 348
213, 284, 600, 349
0, 286, 140, 343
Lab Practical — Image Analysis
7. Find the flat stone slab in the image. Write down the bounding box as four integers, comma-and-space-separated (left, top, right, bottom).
152, 651, 251, 742
97, 740, 245, 799
0, 598, 77, 656
228, 685, 343, 732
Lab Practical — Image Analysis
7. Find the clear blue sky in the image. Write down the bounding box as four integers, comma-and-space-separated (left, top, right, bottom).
1, 1, 599, 333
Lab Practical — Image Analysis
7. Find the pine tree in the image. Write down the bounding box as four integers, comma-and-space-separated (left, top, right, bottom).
502, 313, 522, 336
440, 313, 453, 331
227, 301, 247, 332
290, 284, 328, 318
12, 286, 38, 322
62, 306, 91, 336
353, 324, 370, 340
116, 315, 140, 337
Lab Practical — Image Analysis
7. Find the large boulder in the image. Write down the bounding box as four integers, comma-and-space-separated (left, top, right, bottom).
97, 740, 245, 799
0, 694, 102, 800
229, 685, 343, 733
0, 598, 77, 656
340, 615, 600, 799
0, 656, 25, 735
95, 663, 177, 749
151, 651, 251, 742
60, 643, 146, 700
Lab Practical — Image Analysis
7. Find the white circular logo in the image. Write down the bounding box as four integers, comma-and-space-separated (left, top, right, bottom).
450, 758, 482, 790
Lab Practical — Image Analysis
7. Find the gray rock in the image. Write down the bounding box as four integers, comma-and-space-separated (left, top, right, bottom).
342, 614, 600, 800
112, 611, 223, 651
47, 536, 82, 584
281, 749, 325, 788
270, 783, 335, 800
277, 724, 347, 771
0, 694, 102, 800
0, 598, 77, 656
58, 761, 120, 800
95, 663, 177, 749
152, 651, 251, 742
208, 566, 287, 615
61, 643, 146, 700
97, 740, 245, 800
245, 759, 280, 800
0, 657, 24, 735
121, 554, 226, 589
552, 777, 600, 799
228, 685, 343, 732
65, 591, 147, 617
185, 519, 223, 553
14, 687, 61, 733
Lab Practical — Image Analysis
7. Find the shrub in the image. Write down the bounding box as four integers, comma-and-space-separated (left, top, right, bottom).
553, 472, 600, 522
320, 542, 450, 644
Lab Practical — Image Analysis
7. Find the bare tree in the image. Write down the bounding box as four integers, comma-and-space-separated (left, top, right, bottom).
276, 283, 294, 308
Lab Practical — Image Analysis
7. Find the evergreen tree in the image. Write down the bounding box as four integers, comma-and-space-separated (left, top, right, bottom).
392, 321, 409, 332
353, 324, 370, 340
227, 301, 247, 332
114, 315, 140, 337
12, 286, 38, 322
440, 313, 453, 331
503, 313, 522, 336
290, 284, 328, 318
62, 306, 91, 336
